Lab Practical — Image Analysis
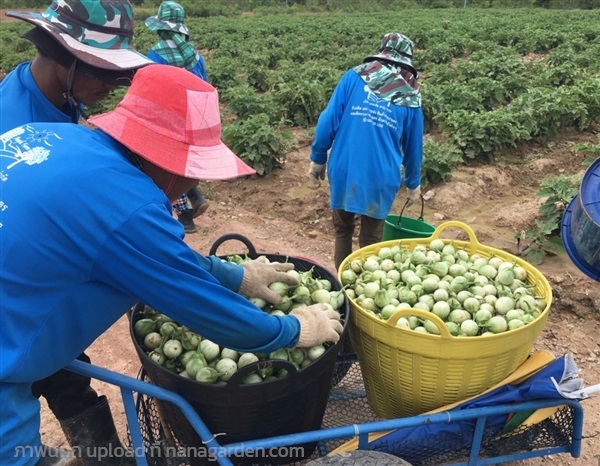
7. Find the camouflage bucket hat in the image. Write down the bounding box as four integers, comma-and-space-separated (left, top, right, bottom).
145, 1, 189, 36
364, 32, 418, 77
6, 0, 152, 71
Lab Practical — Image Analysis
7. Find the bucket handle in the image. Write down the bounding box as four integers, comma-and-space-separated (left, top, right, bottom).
208, 233, 259, 257
429, 221, 482, 254
396, 195, 425, 227
385, 308, 454, 339
226, 359, 298, 386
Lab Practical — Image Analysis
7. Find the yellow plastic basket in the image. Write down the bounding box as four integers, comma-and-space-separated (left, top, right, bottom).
339, 221, 553, 419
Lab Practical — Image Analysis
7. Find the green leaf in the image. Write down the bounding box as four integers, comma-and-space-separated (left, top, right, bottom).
545, 236, 566, 255
525, 249, 545, 265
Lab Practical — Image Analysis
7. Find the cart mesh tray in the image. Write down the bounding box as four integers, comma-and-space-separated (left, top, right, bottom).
133, 359, 576, 466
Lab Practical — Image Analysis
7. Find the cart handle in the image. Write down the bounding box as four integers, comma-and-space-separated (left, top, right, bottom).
66, 359, 234, 466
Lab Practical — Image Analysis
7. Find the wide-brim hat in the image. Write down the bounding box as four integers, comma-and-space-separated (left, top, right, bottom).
145, 1, 189, 36
364, 32, 418, 77
88, 64, 256, 181
21, 27, 136, 85
6, 0, 152, 71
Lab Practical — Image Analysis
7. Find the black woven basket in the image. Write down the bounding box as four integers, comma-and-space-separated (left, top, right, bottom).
207, 233, 355, 386
130, 234, 351, 465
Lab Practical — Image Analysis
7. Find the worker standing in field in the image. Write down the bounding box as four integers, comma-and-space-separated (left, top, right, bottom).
145, 0, 210, 233
0, 64, 343, 466
0, 1, 152, 464
308, 33, 424, 270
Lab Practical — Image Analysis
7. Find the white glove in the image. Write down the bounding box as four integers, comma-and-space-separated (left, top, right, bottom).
308, 162, 326, 188
407, 185, 421, 207
290, 303, 343, 347
239, 256, 299, 305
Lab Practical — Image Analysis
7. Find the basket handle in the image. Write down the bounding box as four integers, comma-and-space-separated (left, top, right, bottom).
208, 233, 259, 257
385, 308, 453, 339
428, 221, 481, 254
226, 359, 298, 386
396, 195, 425, 227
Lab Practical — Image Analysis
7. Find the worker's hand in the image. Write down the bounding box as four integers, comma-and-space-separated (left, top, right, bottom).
406, 185, 421, 207
239, 256, 300, 305
308, 162, 326, 188
290, 303, 343, 347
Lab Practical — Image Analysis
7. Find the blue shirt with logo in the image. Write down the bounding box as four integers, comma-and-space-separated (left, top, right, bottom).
0, 123, 300, 465
310, 70, 423, 220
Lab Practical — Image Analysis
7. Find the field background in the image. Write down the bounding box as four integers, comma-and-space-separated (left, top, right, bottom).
1, 3, 600, 465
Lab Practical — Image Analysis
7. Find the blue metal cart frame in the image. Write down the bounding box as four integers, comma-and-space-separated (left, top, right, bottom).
66, 359, 584, 466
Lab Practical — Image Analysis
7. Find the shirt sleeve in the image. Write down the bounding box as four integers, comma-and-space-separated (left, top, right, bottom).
191, 54, 208, 82
401, 107, 424, 190
91, 203, 301, 353
191, 250, 243, 292
147, 49, 168, 65
310, 71, 354, 164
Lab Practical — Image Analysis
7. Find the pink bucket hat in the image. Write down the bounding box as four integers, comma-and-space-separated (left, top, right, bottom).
88, 64, 255, 181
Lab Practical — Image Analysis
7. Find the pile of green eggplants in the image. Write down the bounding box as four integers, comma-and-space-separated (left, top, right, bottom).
134, 255, 345, 384
340, 240, 547, 337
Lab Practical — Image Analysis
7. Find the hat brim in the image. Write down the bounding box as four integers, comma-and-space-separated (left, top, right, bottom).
7, 10, 153, 71
145, 16, 189, 36
364, 53, 418, 77
88, 110, 256, 181
22, 28, 136, 86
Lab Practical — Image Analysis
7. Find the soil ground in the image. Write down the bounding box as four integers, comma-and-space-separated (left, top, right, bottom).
37, 128, 600, 465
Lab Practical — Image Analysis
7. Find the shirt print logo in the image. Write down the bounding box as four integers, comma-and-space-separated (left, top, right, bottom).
1, 125, 61, 171
0, 125, 61, 228
364, 84, 380, 103
349, 86, 398, 131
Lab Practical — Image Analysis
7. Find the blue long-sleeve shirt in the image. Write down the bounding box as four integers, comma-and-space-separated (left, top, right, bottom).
0, 123, 300, 465
311, 70, 423, 220
0, 62, 77, 132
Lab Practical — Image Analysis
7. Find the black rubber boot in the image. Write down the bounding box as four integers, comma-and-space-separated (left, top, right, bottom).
177, 209, 197, 233
59, 396, 135, 466
186, 186, 209, 218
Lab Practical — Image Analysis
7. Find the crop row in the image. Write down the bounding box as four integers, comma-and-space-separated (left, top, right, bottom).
1, 8, 599, 176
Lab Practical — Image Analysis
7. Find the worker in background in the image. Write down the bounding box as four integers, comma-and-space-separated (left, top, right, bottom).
145, 0, 210, 233
308, 33, 424, 270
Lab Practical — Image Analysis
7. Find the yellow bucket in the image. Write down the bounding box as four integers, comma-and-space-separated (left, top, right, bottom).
339, 221, 552, 419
